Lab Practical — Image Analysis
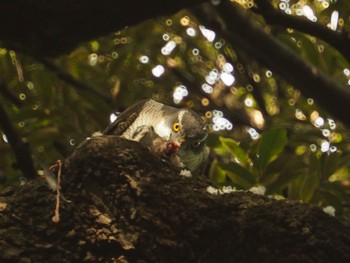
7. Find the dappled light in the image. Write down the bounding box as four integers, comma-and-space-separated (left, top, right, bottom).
0, 0, 350, 217
212, 110, 233, 131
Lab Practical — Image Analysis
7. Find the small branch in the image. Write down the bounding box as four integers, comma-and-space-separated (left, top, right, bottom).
255, 0, 350, 63
0, 103, 37, 180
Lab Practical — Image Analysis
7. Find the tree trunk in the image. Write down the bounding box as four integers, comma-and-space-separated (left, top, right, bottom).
0, 136, 349, 262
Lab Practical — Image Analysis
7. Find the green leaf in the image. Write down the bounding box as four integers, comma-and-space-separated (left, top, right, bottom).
300, 172, 320, 202
219, 137, 250, 166
330, 167, 350, 181
267, 156, 308, 194
209, 160, 227, 185
219, 162, 256, 188
257, 128, 288, 172
321, 152, 341, 181
296, 153, 322, 202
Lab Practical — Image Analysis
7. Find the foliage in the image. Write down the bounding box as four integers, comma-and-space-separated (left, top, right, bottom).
0, 0, 350, 214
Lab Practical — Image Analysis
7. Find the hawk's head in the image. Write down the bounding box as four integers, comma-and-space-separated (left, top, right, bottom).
156, 108, 209, 173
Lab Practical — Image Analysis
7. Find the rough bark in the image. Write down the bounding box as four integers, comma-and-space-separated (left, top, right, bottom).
0, 136, 349, 262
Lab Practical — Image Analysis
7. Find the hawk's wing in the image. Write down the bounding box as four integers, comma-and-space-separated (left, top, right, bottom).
102, 99, 150, 136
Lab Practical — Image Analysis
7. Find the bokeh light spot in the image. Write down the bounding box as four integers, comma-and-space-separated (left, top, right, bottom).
173, 85, 188, 104
212, 112, 233, 131
330, 10, 339, 31
322, 129, 330, 137
192, 48, 199, 56
88, 53, 98, 66
166, 19, 173, 26
139, 55, 149, 64
19, 93, 26, 101
202, 83, 213, 93
161, 40, 177, 55
314, 116, 325, 127
321, 140, 330, 152
110, 113, 118, 123
220, 72, 235, 86
223, 62, 234, 73
186, 27, 196, 37
2, 134, 8, 143
247, 127, 260, 140
162, 34, 170, 41
199, 25, 216, 42
180, 16, 190, 26
307, 98, 314, 105
302, 5, 317, 22
201, 98, 209, 106
310, 144, 317, 152
253, 74, 261, 82
152, 65, 165, 77
265, 70, 272, 77
245, 97, 253, 107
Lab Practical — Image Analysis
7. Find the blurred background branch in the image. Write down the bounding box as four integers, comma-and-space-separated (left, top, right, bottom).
254, 0, 350, 63
0, 100, 36, 180
197, 2, 350, 127
0, 0, 207, 57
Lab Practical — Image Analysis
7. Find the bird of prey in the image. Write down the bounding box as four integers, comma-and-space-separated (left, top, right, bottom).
103, 99, 209, 175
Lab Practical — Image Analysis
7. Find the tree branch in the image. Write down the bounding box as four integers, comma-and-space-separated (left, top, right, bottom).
0, 0, 208, 57
255, 0, 350, 63
0, 103, 37, 180
0, 136, 349, 262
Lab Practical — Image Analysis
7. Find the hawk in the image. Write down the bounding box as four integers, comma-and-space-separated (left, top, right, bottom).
103, 99, 209, 175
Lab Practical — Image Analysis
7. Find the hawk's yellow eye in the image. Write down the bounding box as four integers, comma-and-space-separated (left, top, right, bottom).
172, 122, 180, 132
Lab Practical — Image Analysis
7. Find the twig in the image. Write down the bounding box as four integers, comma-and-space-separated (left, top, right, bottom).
51, 160, 62, 223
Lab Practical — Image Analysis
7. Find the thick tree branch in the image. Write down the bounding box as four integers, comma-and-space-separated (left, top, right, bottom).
0, 0, 208, 57
0, 103, 36, 179
255, 0, 350, 63
194, 1, 350, 127
0, 136, 349, 262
